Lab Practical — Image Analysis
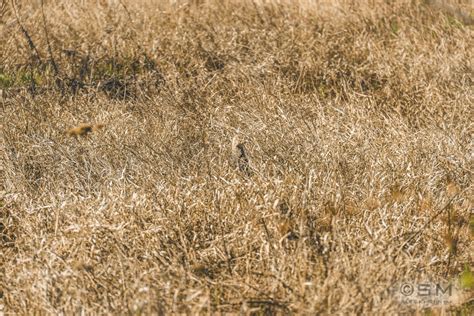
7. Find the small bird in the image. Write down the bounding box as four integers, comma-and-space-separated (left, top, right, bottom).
232, 135, 252, 176
67, 123, 105, 137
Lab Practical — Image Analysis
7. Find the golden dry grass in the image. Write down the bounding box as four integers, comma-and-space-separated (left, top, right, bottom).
1, 0, 473, 314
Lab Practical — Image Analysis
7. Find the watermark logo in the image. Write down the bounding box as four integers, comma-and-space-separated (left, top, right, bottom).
390, 282, 457, 307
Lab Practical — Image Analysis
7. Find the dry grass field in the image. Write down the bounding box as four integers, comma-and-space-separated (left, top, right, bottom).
1, 0, 473, 314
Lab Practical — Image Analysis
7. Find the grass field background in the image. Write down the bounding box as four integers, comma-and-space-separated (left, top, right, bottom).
1, 0, 473, 314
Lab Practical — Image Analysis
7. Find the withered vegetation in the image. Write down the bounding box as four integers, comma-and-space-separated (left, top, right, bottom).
1, 0, 473, 314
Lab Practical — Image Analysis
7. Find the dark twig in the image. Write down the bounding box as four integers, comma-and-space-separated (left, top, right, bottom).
11, 0, 42, 64
11, 0, 42, 95
40, 0, 59, 76
40, 0, 64, 93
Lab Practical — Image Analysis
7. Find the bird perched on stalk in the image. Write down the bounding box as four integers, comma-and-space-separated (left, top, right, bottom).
232, 135, 252, 176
